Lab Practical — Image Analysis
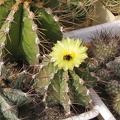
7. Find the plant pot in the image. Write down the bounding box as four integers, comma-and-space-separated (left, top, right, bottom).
63, 20, 120, 42
63, 21, 120, 120
64, 88, 116, 120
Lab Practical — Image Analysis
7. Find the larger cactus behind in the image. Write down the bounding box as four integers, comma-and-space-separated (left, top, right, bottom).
101, 0, 120, 15
0, 0, 62, 65
53, 0, 95, 31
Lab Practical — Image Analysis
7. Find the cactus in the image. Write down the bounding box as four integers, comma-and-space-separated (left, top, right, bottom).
87, 58, 99, 71
32, 62, 93, 114
113, 93, 120, 115
0, 92, 19, 120
106, 80, 120, 94
101, 0, 120, 15
96, 68, 111, 81
91, 30, 120, 63
75, 67, 97, 87
32, 38, 98, 114
106, 56, 120, 77
53, 0, 95, 31
0, 62, 33, 119
0, 0, 62, 65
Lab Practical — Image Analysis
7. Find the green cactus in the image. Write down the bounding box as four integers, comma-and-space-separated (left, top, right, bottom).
53, 0, 95, 31
101, 0, 120, 15
106, 56, 120, 77
91, 31, 120, 63
87, 57, 99, 71
75, 67, 97, 87
0, 92, 19, 120
113, 93, 120, 115
32, 61, 97, 114
68, 71, 91, 107
0, 62, 33, 119
106, 80, 120, 94
0, 0, 62, 65
96, 68, 111, 81
2, 88, 33, 106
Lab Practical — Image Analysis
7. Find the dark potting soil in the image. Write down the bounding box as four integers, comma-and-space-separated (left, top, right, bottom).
18, 83, 120, 120
18, 100, 99, 120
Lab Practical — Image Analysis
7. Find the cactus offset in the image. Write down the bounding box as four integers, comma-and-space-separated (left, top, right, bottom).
106, 80, 120, 94
87, 58, 99, 71
96, 68, 111, 81
106, 56, 120, 77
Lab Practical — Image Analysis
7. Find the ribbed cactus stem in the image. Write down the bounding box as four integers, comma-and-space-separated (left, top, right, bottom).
0, 0, 62, 64
0, 93, 19, 120
2, 88, 33, 107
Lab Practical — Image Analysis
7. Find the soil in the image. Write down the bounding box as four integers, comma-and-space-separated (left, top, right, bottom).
18, 98, 99, 120
18, 84, 120, 120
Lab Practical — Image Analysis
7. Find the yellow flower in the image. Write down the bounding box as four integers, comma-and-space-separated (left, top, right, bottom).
50, 37, 88, 71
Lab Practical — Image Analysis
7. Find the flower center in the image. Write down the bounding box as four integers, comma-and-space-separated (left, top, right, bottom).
63, 54, 72, 61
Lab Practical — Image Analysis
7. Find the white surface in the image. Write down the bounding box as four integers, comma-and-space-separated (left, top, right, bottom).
64, 105, 100, 120
89, 88, 116, 120
63, 20, 120, 42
